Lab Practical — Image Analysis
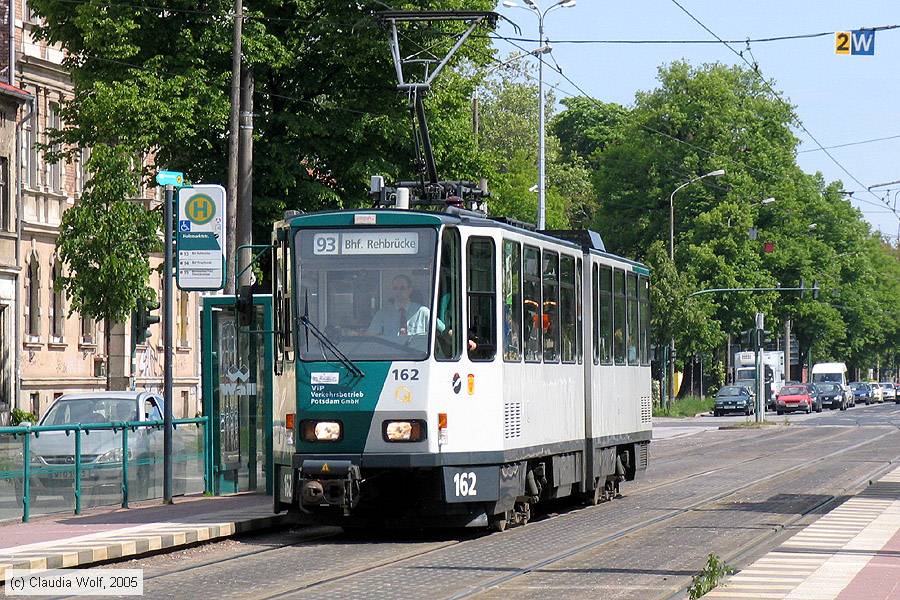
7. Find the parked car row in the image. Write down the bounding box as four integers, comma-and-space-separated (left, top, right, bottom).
714, 380, 898, 416
850, 381, 898, 404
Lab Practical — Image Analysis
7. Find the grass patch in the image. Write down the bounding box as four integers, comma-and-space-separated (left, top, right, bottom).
688, 553, 734, 599
653, 395, 714, 418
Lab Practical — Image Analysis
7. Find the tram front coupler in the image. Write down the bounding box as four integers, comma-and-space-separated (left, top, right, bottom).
298, 460, 361, 512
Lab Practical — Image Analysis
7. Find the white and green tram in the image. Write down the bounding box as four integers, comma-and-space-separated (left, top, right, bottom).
270, 207, 652, 529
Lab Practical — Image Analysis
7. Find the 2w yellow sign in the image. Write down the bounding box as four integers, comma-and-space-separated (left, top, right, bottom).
836, 30, 875, 56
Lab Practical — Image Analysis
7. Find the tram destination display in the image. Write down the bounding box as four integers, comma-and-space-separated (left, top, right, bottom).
312, 231, 419, 255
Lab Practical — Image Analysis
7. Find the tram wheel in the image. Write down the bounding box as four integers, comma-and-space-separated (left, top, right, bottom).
583, 483, 602, 506
489, 511, 510, 532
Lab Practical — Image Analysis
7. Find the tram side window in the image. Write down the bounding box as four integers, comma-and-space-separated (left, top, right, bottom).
627, 272, 639, 365
523, 245, 542, 362
592, 264, 600, 365
599, 265, 613, 364
639, 275, 650, 366
467, 237, 496, 361
576, 258, 583, 364
436, 228, 462, 361
502, 240, 522, 362
613, 268, 626, 365
542, 250, 560, 363
560, 255, 576, 364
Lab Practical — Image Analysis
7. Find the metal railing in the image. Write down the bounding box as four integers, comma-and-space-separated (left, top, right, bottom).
0, 417, 210, 523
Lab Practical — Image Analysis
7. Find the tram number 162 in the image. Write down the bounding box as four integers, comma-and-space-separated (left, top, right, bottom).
453, 472, 477, 497
443, 467, 498, 503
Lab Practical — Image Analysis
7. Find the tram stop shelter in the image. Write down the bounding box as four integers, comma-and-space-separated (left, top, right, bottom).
201, 295, 274, 496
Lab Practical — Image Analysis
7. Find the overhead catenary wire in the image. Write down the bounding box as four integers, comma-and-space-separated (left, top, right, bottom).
36, 0, 900, 46
797, 133, 900, 154
491, 35, 894, 219
666, 0, 899, 221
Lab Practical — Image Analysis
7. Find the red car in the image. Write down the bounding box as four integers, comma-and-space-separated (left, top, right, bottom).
776, 385, 815, 415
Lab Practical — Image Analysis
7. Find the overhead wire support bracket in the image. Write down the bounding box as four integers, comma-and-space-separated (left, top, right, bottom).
375, 10, 500, 201
378, 11, 499, 91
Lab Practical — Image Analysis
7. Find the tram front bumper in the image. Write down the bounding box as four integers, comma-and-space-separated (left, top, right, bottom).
298, 459, 361, 510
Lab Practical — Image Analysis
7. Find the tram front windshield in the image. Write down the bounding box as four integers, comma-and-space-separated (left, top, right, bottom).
295, 227, 438, 361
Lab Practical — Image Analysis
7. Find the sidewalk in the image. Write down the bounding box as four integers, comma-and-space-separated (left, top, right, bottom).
0, 494, 286, 582
708, 465, 900, 599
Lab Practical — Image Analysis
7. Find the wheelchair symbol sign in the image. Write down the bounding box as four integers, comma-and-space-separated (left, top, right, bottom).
179, 220, 191, 233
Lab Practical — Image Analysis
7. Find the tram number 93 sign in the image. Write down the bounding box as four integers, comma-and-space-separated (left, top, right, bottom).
177, 185, 227, 291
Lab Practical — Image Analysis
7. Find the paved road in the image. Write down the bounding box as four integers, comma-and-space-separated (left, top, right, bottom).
68, 402, 900, 599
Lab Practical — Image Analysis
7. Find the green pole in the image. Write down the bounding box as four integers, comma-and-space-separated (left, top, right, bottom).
74, 429, 82, 515
201, 418, 209, 494
22, 433, 30, 523
121, 425, 129, 509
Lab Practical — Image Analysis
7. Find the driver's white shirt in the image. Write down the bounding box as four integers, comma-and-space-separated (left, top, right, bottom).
367, 302, 430, 336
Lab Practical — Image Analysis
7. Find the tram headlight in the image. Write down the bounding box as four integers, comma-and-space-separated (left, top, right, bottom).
383, 420, 426, 442
301, 420, 342, 442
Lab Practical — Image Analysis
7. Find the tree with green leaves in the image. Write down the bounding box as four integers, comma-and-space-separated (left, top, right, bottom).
475, 59, 593, 228
31, 0, 497, 244
54, 144, 161, 390
554, 60, 900, 392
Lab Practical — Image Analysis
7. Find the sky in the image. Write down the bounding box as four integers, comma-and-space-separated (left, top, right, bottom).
492, 0, 900, 239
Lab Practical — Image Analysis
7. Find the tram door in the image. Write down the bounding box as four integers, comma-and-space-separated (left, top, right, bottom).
202, 296, 273, 495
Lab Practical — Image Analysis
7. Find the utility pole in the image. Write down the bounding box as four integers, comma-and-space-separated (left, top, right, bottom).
163, 185, 174, 502
536, 15, 545, 230
755, 312, 764, 423
225, 0, 242, 295
237, 64, 254, 287
784, 319, 791, 382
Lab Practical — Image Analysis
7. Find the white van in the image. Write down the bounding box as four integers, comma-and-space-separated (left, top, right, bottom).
811, 362, 848, 386
812, 363, 852, 406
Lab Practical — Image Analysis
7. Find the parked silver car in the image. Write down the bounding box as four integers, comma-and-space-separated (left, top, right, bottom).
17, 391, 166, 505
879, 382, 897, 402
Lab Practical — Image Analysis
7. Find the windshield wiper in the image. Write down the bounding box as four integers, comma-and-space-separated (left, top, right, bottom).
299, 315, 365, 378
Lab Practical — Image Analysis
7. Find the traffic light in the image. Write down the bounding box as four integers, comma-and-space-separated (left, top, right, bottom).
134, 298, 160, 344
236, 285, 255, 327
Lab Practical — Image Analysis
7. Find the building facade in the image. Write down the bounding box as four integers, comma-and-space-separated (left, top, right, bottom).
1, 0, 202, 422
0, 82, 29, 425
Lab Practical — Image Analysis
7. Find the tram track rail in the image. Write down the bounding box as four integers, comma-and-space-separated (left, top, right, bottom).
134, 425, 856, 595
239, 427, 900, 599
50, 422, 896, 600
658, 453, 900, 600
446, 427, 900, 600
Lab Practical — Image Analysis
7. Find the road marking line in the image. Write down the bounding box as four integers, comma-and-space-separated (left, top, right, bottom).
730, 576, 806, 582
736, 569, 812, 575
705, 591, 787, 598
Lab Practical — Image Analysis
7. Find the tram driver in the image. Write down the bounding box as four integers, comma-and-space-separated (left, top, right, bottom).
367, 274, 431, 337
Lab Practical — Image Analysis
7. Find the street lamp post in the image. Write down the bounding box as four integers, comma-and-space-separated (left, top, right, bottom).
503, 0, 576, 230
666, 169, 725, 408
